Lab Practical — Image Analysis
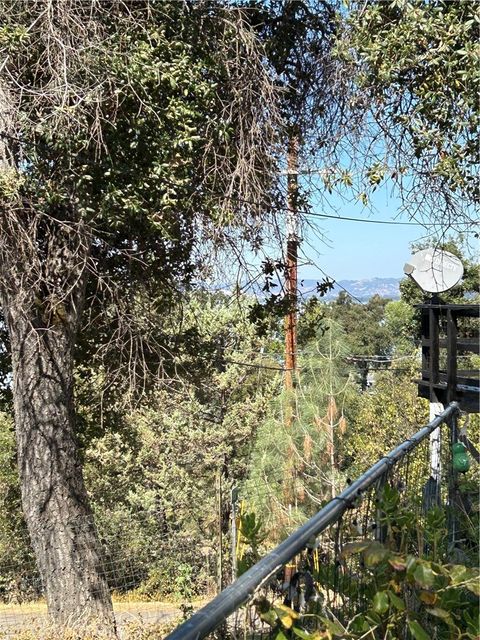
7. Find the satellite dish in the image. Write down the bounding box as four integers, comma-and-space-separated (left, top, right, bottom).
404, 249, 464, 293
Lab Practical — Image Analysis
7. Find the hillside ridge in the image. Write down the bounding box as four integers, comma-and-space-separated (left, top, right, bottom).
298, 276, 401, 301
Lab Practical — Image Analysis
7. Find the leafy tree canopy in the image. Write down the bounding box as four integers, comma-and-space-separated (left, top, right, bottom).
0, 0, 280, 401
337, 0, 479, 224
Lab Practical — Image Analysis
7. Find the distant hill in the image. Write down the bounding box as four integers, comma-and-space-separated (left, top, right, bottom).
214, 276, 402, 302
298, 277, 401, 302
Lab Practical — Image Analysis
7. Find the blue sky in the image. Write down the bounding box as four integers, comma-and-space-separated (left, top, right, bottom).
300, 211, 430, 282
298, 185, 474, 282
222, 180, 477, 290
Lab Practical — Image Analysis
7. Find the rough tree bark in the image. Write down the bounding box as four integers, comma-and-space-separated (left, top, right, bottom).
2, 300, 116, 632
0, 80, 116, 631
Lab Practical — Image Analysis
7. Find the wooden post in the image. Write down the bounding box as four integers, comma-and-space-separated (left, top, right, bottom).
446, 309, 458, 404
216, 468, 223, 594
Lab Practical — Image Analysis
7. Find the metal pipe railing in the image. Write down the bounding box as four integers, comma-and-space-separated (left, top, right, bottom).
166, 402, 459, 640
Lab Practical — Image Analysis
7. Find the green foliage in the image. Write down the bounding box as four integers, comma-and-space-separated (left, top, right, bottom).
254, 598, 302, 634
137, 561, 197, 602
241, 0, 339, 139
339, 0, 480, 209
237, 511, 267, 576
297, 297, 328, 347
0, 292, 281, 601
0, 0, 280, 410
341, 362, 429, 477
79, 293, 280, 596
254, 489, 479, 640
0, 413, 18, 525
4, 1, 276, 231
243, 317, 356, 535
330, 294, 393, 389
340, 540, 480, 639
384, 300, 416, 355
0, 413, 39, 603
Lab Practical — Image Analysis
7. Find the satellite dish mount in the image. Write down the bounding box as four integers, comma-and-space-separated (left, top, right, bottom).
403, 248, 464, 295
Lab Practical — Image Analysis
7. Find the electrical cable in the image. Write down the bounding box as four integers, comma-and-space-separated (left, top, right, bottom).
215, 193, 451, 228
303, 211, 437, 226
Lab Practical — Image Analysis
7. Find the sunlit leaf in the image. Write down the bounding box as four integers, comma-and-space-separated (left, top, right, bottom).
465, 577, 480, 597
427, 607, 452, 622
388, 590, 405, 611
292, 627, 315, 640
363, 541, 389, 567
259, 609, 278, 626
319, 617, 346, 636
419, 590, 437, 605
407, 619, 430, 640
274, 604, 299, 629
340, 541, 372, 558
389, 555, 407, 571
413, 563, 436, 588
373, 590, 389, 614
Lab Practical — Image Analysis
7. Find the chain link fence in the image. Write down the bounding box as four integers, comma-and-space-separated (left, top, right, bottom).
166, 402, 478, 640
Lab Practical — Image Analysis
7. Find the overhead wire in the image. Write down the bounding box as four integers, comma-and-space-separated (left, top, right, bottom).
216, 193, 449, 228
168, 348, 421, 375
303, 211, 437, 226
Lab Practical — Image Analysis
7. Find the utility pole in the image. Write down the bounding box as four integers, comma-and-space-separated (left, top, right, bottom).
284, 132, 299, 394
283, 132, 299, 507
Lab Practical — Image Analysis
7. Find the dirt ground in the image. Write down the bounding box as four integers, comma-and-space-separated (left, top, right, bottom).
0, 601, 181, 638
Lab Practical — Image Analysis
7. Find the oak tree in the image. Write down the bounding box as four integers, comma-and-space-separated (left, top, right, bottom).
0, 1, 279, 630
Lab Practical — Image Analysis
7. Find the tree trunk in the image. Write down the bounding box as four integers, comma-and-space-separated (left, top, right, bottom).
1, 72, 115, 632
4, 302, 116, 634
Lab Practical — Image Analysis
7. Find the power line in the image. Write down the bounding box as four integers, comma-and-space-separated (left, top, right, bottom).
217, 194, 446, 227
304, 211, 444, 226
224, 358, 288, 372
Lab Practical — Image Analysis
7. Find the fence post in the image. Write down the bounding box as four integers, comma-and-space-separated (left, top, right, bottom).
448, 407, 459, 551
230, 487, 238, 582
216, 468, 223, 594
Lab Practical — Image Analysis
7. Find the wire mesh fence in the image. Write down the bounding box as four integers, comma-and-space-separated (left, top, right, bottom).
1, 402, 477, 639
166, 402, 479, 640
0, 509, 218, 636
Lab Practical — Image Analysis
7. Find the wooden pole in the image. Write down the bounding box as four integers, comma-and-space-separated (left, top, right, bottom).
283, 132, 299, 507
284, 133, 299, 393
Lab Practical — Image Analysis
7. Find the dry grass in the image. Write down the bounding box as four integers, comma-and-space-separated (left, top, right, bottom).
0, 617, 183, 640
0, 598, 205, 639
0, 602, 47, 615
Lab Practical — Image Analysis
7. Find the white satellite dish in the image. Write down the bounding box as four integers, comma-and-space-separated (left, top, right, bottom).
403, 249, 464, 293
